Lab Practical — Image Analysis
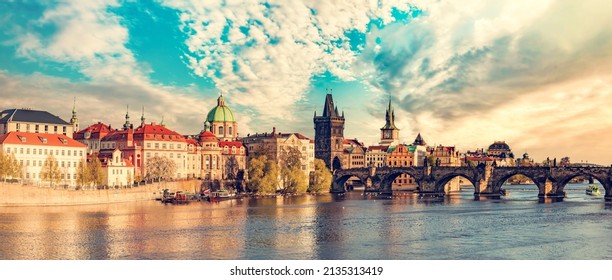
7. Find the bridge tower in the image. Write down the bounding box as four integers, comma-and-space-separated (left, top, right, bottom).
379, 96, 400, 146
314, 92, 345, 171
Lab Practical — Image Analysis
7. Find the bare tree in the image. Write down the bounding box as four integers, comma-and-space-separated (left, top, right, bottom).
41, 154, 62, 188
146, 156, 177, 180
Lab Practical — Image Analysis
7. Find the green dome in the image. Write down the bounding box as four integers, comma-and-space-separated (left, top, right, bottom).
206, 95, 235, 123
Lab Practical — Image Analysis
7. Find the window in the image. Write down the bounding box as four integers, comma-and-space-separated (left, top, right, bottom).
177, 144, 181, 149
35, 124, 39, 132
54, 126, 58, 133
26, 148, 30, 154
229, 127, 233, 135
6, 147, 9, 153
155, 143, 159, 149
20, 148, 23, 154
68, 150, 71, 156
147, 143, 151, 148
63, 126, 66, 133
219, 126, 224, 135
16, 123, 20, 131
162, 143, 166, 149
26, 124, 30, 131
170, 144, 174, 149
44, 125, 48, 132
33, 149, 37, 155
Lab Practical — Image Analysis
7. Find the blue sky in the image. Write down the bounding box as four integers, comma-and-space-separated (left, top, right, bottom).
1, 0, 612, 164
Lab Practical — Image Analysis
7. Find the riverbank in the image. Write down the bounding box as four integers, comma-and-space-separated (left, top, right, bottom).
0, 180, 201, 206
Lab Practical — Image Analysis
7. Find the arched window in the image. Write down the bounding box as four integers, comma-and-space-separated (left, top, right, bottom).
219, 126, 224, 135
229, 126, 233, 135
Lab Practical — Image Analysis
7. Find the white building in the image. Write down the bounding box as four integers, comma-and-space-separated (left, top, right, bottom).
0, 108, 78, 138
100, 149, 134, 187
0, 131, 87, 186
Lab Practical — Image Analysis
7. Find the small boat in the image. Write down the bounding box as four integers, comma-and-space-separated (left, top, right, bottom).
162, 190, 190, 204
586, 185, 601, 196
208, 189, 234, 202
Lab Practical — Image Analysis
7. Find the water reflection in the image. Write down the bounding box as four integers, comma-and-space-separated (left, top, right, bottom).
0, 185, 611, 260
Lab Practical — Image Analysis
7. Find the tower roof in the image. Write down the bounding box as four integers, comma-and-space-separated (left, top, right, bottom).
206, 93, 235, 123
412, 133, 427, 146
381, 97, 398, 130
322, 94, 339, 118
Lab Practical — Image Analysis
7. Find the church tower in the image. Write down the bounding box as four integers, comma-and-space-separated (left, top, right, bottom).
380, 97, 399, 146
69, 97, 79, 132
314, 92, 345, 171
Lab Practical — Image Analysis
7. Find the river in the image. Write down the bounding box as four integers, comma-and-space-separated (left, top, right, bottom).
0, 183, 610, 260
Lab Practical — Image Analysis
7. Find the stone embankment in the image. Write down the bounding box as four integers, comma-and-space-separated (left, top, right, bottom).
0, 180, 202, 206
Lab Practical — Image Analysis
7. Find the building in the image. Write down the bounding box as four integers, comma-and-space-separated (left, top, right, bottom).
99, 148, 134, 187
0, 131, 86, 186
197, 130, 223, 181
242, 127, 314, 180
314, 93, 345, 171
206, 94, 238, 141
0, 108, 76, 138
428, 145, 461, 166
343, 139, 366, 169
366, 145, 388, 167
98, 117, 189, 179
487, 141, 515, 166
73, 122, 112, 155
379, 98, 400, 146
386, 144, 418, 190
411, 133, 428, 166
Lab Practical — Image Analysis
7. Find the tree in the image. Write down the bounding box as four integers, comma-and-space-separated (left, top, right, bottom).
560, 157, 571, 166
89, 156, 105, 187
247, 155, 266, 192
309, 159, 332, 193
40, 154, 62, 187
8, 153, 21, 180
260, 159, 279, 194
224, 155, 240, 180
279, 147, 305, 193
76, 159, 91, 188
0, 150, 8, 182
427, 155, 437, 167
145, 156, 176, 180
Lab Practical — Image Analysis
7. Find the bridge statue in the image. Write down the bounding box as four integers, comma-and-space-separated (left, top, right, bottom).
332, 165, 612, 202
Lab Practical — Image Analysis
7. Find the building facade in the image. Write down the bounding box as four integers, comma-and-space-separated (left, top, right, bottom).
379, 98, 400, 146
314, 94, 345, 171
207, 94, 238, 141
73, 122, 112, 155
100, 149, 134, 187
0, 108, 76, 138
0, 132, 87, 186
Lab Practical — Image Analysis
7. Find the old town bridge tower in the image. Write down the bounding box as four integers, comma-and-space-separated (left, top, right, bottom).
314, 93, 345, 171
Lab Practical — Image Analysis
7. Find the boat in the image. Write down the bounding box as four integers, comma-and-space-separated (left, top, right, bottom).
586, 185, 601, 196
207, 189, 235, 202
161, 189, 190, 204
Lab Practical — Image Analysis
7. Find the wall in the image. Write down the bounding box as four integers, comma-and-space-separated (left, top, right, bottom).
0, 180, 202, 206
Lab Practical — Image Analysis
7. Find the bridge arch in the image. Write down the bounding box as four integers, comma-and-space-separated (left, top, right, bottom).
379, 168, 423, 194
490, 171, 545, 195
554, 172, 609, 197
434, 173, 476, 193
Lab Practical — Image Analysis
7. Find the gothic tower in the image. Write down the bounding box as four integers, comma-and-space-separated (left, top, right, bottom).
380, 97, 400, 145
314, 93, 345, 171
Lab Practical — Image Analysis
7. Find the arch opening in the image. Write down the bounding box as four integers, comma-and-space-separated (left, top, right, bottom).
383, 171, 420, 193
557, 174, 606, 198
437, 174, 475, 194
332, 157, 342, 171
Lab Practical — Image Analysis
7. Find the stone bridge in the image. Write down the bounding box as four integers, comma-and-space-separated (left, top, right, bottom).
332, 165, 612, 201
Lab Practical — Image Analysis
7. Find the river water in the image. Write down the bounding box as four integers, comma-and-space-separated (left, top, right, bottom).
0, 183, 610, 260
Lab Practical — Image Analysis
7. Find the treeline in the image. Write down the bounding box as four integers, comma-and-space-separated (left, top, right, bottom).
246, 150, 331, 195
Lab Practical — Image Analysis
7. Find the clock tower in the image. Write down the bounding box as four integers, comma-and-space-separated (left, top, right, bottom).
380, 97, 400, 146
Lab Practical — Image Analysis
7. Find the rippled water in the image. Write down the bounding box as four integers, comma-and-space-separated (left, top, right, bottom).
0, 183, 610, 260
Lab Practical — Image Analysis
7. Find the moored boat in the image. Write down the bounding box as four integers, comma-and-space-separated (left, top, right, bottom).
208, 189, 235, 202
586, 185, 601, 196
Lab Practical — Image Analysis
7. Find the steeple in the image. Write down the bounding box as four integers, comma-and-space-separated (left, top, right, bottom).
379, 95, 400, 145
160, 115, 165, 127
217, 92, 226, 106
140, 106, 145, 126
382, 96, 397, 130
70, 96, 79, 131
322, 93, 338, 118
123, 105, 131, 130
412, 133, 427, 146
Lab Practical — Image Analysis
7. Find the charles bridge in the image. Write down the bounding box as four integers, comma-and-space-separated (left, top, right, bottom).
332, 165, 612, 201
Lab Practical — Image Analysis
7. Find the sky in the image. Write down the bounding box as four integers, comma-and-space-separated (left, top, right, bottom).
1, 0, 612, 164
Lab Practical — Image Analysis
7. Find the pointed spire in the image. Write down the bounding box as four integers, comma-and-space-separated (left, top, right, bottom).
70, 96, 79, 131
140, 106, 145, 126
382, 95, 397, 130
124, 105, 131, 130
72, 97, 77, 115
160, 115, 165, 127
413, 133, 427, 146
322, 93, 337, 117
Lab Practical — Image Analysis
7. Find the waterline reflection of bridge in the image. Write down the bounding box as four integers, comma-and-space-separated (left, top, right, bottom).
332, 165, 612, 201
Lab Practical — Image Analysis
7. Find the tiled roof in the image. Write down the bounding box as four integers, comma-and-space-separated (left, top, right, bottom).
133, 123, 186, 142
0, 132, 86, 148
219, 141, 243, 148
279, 133, 310, 140
0, 109, 70, 125
367, 145, 389, 151
74, 122, 111, 140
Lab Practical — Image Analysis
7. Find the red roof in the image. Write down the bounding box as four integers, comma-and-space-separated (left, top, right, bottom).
367, 145, 389, 151
219, 141, 243, 148
185, 139, 198, 146
76, 122, 111, 134
133, 123, 186, 142
198, 131, 218, 142
0, 132, 86, 148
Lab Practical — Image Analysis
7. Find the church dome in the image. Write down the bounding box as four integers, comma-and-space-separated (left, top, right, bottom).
206, 95, 235, 123
488, 141, 510, 151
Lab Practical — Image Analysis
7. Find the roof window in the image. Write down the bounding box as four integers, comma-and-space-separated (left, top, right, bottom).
38, 136, 47, 143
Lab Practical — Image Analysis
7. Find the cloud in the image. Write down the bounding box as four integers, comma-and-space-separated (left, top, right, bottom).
158, 0, 414, 122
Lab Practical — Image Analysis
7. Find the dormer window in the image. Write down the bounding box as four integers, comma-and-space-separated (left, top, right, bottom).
17, 135, 26, 142
59, 138, 68, 145
38, 136, 47, 143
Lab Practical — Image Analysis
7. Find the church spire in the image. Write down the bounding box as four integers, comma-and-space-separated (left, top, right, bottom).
70, 96, 79, 131
140, 106, 145, 126
381, 96, 397, 130
123, 105, 131, 130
